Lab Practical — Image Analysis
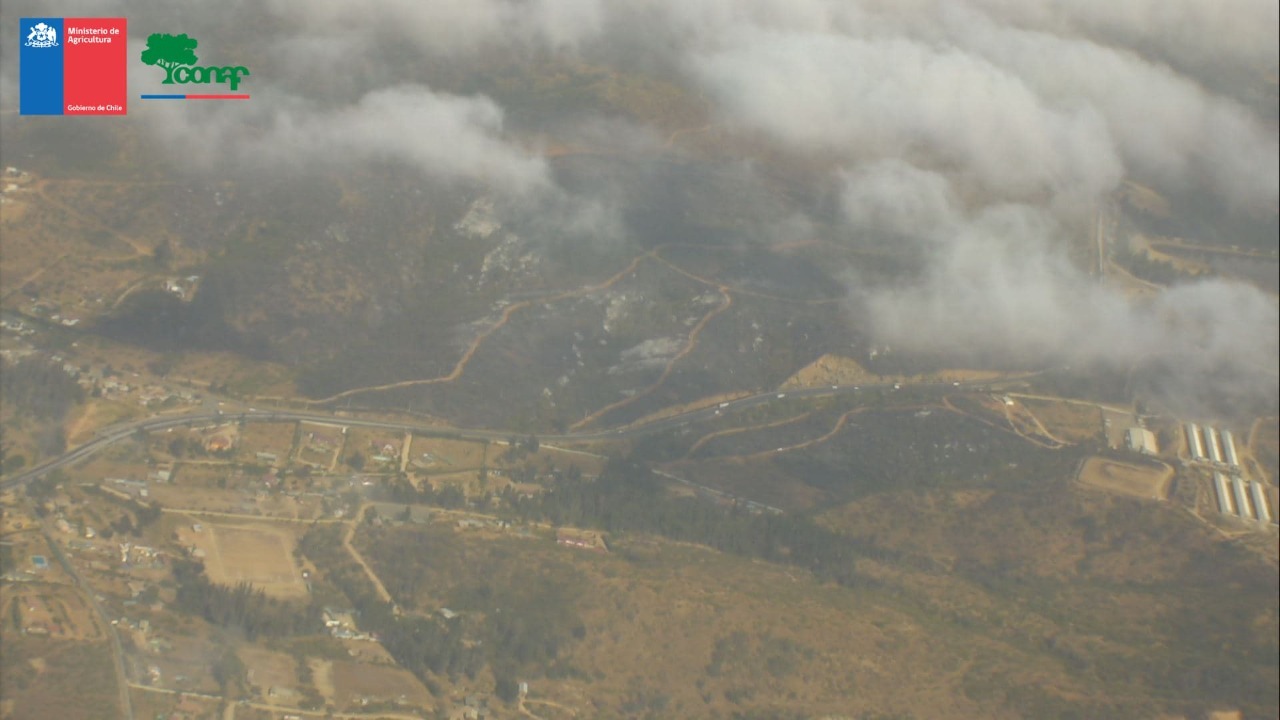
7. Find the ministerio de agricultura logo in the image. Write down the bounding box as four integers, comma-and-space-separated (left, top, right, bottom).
140, 32, 250, 97
20, 17, 127, 115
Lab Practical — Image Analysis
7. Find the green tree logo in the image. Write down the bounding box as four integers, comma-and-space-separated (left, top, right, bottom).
141, 33, 199, 84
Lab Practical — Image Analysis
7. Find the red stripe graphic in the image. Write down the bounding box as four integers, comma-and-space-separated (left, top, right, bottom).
63, 17, 127, 115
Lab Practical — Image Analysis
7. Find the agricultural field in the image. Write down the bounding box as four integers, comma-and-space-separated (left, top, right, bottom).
3, 584, 104, 641
63, 450, 150, 487
165, 463, 235, 490
146, 484, 257, 515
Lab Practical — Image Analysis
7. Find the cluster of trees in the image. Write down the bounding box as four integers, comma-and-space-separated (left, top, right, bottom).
380, 612, 485, 683
359, 525, 586, 676
500, 458, 871, 588
170, 560, 321, 640
166, 435, 219, 459
373, 475, 469, 509
0, 357, 84, 420
296, 526, 483, 685
299, 522, 587, 700
81, 487, 164, 537
501, 435, 540, 462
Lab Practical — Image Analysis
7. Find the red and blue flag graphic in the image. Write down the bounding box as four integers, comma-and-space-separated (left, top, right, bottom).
20, 17, 128, 116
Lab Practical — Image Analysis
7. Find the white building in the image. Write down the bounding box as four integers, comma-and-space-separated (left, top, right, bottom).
1126, 427, 1157, 455
1222, 431, 1241, 468
1185, 423, 1206, 460
1232, 477, 1254, 520
1249, 482, 1272, 524
1213, 473, 1234, 515
1206, 427, 1223, 464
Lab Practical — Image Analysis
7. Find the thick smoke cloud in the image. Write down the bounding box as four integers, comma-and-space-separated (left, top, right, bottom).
1, 0, 1275, 409
692, 30, 1124, 207
145, 84, 551, 195
841, 162, 1278, 412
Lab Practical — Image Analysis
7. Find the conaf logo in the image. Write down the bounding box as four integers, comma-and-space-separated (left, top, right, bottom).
141, 33, 249, 91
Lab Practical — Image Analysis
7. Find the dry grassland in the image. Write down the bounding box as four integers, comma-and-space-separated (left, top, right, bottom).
0, 635, 121, 720
549, 537, 999, 719
490, 444, 607, 476
64, 399, 144, 446
408, 437, 487, 471
309, 659, 335, 705
148, 485, 246, 513
1078, 456, 1172, 500
1019, 399, 1101, 443
0, 179, 174, 325
238, 645, 299, 697
532, 446, 608, 476
780, 353, 882, 388
236, 422, 297, 462
782, 354, 1009, 391
331, 660, 432, 710
65, 456, 150, 485
170, 351, 298, 397
164, 463, 228, 488
946, 394, 1012, 428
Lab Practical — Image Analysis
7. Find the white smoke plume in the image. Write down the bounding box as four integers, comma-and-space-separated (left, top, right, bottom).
1, 0, 1275, 408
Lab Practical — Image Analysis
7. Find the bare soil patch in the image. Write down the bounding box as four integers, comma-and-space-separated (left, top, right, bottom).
180, 521, 306, 598
238, 645, 300, 700
1078, 456, 1172, 500
330, 660, 432, 711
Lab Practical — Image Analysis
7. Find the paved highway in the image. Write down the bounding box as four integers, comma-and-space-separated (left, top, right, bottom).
2, 379, 1012, 492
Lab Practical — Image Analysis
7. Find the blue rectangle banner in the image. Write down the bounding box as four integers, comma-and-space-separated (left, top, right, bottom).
20, 17, 65, 115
